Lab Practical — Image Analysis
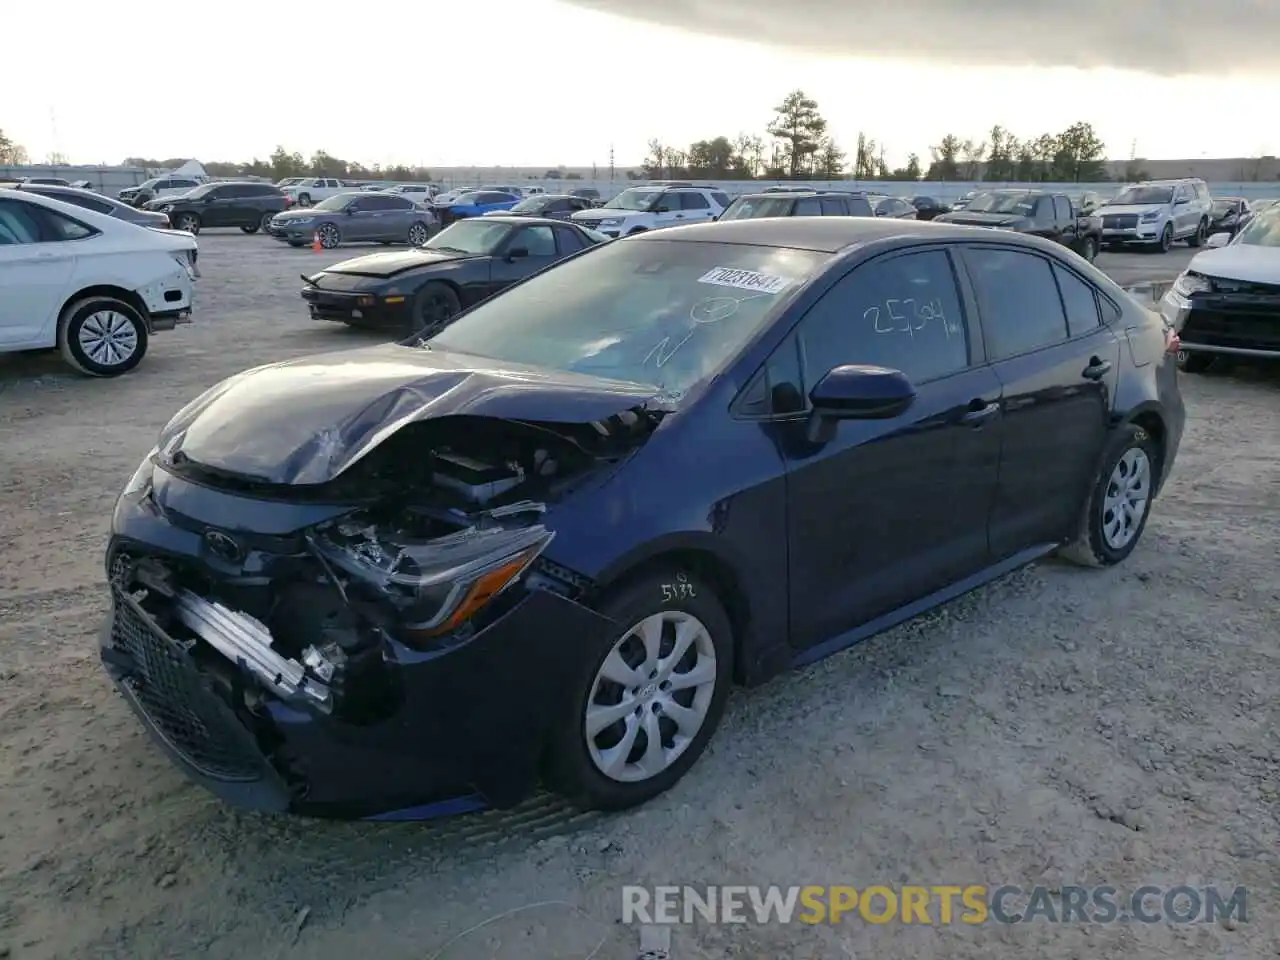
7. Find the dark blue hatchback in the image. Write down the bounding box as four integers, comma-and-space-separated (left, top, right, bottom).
101, 217, 1184, 819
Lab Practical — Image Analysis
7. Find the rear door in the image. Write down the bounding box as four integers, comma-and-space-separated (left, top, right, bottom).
370, 194, 415, 240
793, 197, 822, 217
775, 245, 1003, 648
679, 191, 715, 224
0, 199, 82, 346
956, 244, 1121, 557
1051, 195, 1075, 245
552, 224, 587, 260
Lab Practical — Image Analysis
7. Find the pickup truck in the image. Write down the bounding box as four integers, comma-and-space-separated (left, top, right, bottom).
933, 189, 1103, 261
279, 177, 348, 207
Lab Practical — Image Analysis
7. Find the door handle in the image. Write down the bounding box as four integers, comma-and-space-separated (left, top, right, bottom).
1082, 357, 1112, 380
960, 399, 1000, 426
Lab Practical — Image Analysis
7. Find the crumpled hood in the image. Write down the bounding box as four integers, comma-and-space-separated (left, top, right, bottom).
934, 211, 1026, 228
156, 344, 668, 485
321, 248, 469, 277
1190, 245, 1280, 286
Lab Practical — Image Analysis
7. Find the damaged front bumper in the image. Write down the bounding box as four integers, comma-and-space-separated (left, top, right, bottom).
100, 471, 613, 820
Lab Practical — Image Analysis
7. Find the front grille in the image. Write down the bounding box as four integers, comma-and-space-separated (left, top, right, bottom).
1182, 307, 1280, 351
108, 589, 263, 782
1208, 276, 1280, 297
1103, 214, 1139, 229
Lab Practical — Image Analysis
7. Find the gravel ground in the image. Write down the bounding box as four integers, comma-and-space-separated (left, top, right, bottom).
0, 234, 1275, 960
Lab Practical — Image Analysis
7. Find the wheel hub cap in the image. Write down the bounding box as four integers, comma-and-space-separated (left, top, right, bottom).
1101, 448, 1151, 550
584, 610, 717, 783
78, 310, 137, 367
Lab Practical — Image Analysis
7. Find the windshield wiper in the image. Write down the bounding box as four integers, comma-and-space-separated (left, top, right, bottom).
429, 245, 469, 254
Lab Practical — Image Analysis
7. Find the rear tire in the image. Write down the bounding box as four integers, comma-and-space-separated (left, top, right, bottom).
57, 296, 149, 377
240, 224, 259, 234
547, 569, 734, 811
1078, 236, 1098, 262
1187, 218, 1208, 247
1058, 423, 1159, 568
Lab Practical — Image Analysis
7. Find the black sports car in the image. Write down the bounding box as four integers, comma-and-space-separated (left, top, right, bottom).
301, 216, 609, 335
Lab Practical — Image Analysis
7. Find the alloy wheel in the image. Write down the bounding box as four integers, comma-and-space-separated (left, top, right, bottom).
77, 310, 139, 369
318, 223, 340, 249
407, 222, 429, 246
584, 610, 718, 783
1101, 448, 1150, 550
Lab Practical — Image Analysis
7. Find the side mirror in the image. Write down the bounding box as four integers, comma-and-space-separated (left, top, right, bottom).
1206, 232, 1231, 248
346, 206, 359, 215
805, 365, 915, 443
506, 246, 529, 261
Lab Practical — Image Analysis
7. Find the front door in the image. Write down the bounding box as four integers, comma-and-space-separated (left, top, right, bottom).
489, 224, 559, 295
779, 246, 1004, 650
957, 244, 1121, 557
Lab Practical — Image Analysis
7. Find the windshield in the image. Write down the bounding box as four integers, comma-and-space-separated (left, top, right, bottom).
510, 196, 552, 213
965, 192, 1036, 214
1231, 209, 1280, 247
183, 183, 218, 199
311, 193, 362, 212
1212, 200, 1238, 214
424, 219, 512, 254
603, 188, 661, 212
424, 239, 826, 398
719, 197, 797, 220
1110, 186, 1173, 205
277, 178, 303, 186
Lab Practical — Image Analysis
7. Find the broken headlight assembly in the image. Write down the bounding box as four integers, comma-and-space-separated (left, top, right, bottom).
119, 447, 158, 501
309, 512, 554, 644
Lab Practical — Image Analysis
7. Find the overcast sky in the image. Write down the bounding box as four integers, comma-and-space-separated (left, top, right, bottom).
6, 0, 1277, 169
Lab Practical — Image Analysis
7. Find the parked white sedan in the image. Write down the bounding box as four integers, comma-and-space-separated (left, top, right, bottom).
0, 188, 198, 376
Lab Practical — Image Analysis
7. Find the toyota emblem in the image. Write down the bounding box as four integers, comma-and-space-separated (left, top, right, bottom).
203, 529, 243, 562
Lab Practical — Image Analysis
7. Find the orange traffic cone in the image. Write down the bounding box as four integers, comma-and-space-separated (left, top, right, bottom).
311, 231, 323, 253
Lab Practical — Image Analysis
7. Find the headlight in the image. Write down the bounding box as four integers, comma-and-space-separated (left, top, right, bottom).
159, 204, 173, 213
1172, 271, 1210, 297
598, 218, 622, 226
120, 447, 158, 500
310, 516, 554, 641
1141, 211, 1161, 222
290, 216, 314, 225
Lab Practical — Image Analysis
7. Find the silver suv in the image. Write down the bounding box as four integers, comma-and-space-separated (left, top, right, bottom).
1097, 178, 1213, 252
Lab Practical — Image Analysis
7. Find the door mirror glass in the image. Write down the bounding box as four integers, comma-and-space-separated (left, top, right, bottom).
809, 364, 916, 419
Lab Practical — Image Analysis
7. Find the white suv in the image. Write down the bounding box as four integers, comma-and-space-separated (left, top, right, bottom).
570, 184, 730, 237
1097, 179, 1213, 252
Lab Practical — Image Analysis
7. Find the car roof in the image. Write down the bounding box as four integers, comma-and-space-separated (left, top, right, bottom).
634, 216, 1025, 253
463, 214, 575, 227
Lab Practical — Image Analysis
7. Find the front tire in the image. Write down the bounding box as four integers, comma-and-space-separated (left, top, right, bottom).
57, 297, 149, 377
1156, 223, 1173, 253
1187, 218, 1208, 247
407, 221, 430, 246
317, 222, 341, 249
408, 281, 462, 337
1059, 423, 1159, 568
240, 224, 260, 234
174, 212, 201, 234
1078, 236, 1098, 262
547, 569, 734, 811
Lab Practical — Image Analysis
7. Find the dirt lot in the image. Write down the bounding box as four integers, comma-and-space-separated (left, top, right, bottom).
0, 235, 1276, 960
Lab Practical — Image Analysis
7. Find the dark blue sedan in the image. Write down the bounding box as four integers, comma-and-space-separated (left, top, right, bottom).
100, 217, 1184, 819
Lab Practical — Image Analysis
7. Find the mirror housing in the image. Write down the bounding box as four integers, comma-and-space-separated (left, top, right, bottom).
346, 206, 359, 215
805, 365, 916, 443
506, 246, 529, 261
1206, 231, 1232, 248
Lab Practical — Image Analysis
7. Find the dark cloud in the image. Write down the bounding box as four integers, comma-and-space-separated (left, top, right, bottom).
563, 0, 1280, 75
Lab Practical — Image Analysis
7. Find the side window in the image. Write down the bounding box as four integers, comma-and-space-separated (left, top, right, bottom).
1032, 197, 1054, 224
1053, 264, 1101, 337
793, 198, 822, 216
0, 199, 42, 244
554, 226, 585, 254
1195, 183, 1209, 201
1174, 185, 1190, 203
680, 192, 710, 211
846, 196, 873, 216
1052, 196, 1071, 222
41, 207, 96, 241
223, 185, 251, 198
736, 335, 805, 417
712, 192, 730, 208
511, 225, 556, 256
819, 197, 847, 215
654, 193, 679, 212
795, 249, 970, 385
964, 247, 1068, 359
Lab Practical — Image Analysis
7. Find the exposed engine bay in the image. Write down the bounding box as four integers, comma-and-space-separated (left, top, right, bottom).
113, 411, 659, 726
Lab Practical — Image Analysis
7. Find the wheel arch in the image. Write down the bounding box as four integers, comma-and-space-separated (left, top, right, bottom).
592, 534, 756, 685
60, 285, 150, 329
1116, 402, 1168, 485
